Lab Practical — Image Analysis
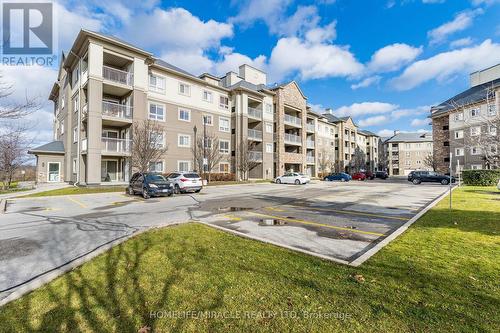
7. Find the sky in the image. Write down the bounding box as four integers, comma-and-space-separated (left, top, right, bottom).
2, 0, 500, 144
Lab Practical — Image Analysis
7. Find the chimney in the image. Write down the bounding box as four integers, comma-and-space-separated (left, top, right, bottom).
325, 108, 333, 114
394, 130, 400, 135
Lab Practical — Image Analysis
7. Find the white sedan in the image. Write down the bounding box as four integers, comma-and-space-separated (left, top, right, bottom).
275, 172, 310, 185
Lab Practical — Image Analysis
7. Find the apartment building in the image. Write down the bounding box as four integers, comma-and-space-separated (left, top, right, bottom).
430, 64, 500, 173
384, 132, 433, 176
358, 130, 380, 172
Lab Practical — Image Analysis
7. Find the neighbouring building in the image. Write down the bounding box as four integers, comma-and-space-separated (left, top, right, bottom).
430, 64, 500, 173
29, 29, 381, 185
384, 132, 434, 176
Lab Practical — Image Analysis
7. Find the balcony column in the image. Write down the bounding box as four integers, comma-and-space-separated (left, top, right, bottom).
275, 90, 285, 176
86, 77, 103, 185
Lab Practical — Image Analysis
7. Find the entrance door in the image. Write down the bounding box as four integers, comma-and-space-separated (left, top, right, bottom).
48, 162, 60, 182
101, 160, 118, 182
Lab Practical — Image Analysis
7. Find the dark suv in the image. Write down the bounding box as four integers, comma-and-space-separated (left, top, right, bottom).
375, 171, 389, 179
408, 171, 455, 185
128, 172, 173, 199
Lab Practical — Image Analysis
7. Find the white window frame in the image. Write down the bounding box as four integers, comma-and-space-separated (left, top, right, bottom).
178, 160, 191, 172
219, 162, 230, 174
455, 148, 464, 156
405, 152, 410, 157
202, 114, 213, 126
47, 162, 61, 182
488, 104, 497, 116
471, 164, 482, 170
73, 95, 79, 113
178, 82, 191, 96
149, 74, 166, 93
471, 147, 481, 155
219, 140, 229, 154
266, 143, 273, 153
202, 90, 213, 103
60, 121, 65, 135
405, 160, 411, 166
454, 130, 463, 139
178, 108, 191, 122
72, 158, 77, 174
149, 102, 165, 121
470, 126, 481, 136
149, 160, 164, 173
219, 117, 230, 132
470, 108, 480, 117
178, 134, 191, 148
219, 96, 229, 110
265, 103, 272, 114
489, 125, 497, 136
454, 112, 464, 121
150, 131, 165, 148
265, 122, 273, 133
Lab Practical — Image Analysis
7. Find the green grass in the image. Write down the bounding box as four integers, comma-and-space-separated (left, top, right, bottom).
19, 186, 126, 198
1, 186, 498, 332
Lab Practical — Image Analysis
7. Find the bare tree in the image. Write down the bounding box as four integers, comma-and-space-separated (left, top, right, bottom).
0, 126, 31, 189
0, 74, 40, 121
318, 149, 334, 177
351, 147, 366, 172
193, 132, 224, 182
131, 119, 168, 172
237, 140, 260, 181
423, 153, 437, 171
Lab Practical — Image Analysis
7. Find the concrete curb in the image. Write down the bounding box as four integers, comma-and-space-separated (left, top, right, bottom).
0, 199, 6, 214
0, 221, 187, 308
349, 186, 458, 267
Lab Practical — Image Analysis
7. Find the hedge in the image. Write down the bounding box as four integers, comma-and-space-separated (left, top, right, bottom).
462, 169, 500, 186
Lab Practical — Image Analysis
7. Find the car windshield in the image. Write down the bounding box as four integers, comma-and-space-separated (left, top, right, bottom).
183, 173, 200, 178
146, 174, 167, 182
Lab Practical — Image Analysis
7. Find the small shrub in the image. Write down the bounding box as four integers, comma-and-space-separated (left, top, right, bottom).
207, 173, 236, 182
462, 169, 500, 186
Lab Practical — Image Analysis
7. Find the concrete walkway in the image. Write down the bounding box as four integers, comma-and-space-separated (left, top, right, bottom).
0, 183, 70, 200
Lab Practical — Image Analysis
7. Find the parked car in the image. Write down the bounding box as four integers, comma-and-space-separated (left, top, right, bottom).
364, 171, 375, 180
128, 172, 173, 199
165, 172, 203, 193
324, 172, 351, 182
375, 171, 389, 179
275, 172, 310, 185
352, 172, 367, 181
407, 171, 455, 185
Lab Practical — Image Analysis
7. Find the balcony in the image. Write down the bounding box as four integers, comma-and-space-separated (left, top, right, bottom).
284, 114, 302, 127
306, 156, 315, 164
101, 138, 131, 155
248, 151, 263, 162
247, 129, 263, 141
102, 101, 133, 120
306, 123, 315, 132
247, 107, 262, 120
284, 133, 301, 145
283, 152, 303, 163
306, 140, 315, 149
81, 138, 87, 151
82, 104, 88, 116
103, 65, 133, 86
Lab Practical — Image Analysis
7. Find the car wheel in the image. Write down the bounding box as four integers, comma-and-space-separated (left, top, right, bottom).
127, 186, 134, 195
295, 179, 301, 185
276, 179, 281, 184
441, 179, 449, 185
195, 189, 201, 193
174, 184, 181, 194
340, 178, 345, 182
142, 188, 150, 199
167, 192, 173, 197
412, 179, 421, 185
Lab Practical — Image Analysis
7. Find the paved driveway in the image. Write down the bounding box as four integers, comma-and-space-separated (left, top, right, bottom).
0, 180, 449, 303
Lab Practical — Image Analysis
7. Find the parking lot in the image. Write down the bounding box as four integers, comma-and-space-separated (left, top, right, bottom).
0, 180, 449, 303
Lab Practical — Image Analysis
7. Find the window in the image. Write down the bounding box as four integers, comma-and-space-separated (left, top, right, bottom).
266, 143, 273, 153
489, 125, 497, 136
471, 147, 481, 155
442, 125, 449, 130
150, 131, 165, 148
178, 108, 191, 122
149, 103, 165, 121
219, 96, 229, 110
178, 134, 191, 148
61, 95, 65, 109
72, 158, 77, 174
455, 148, 464, 156
149, 161, 164, 173
149, 74, 165, 93
454, 130, 463, 139
454, 112, 464, 121
178, 83, 191, 96
470, 126, 481, 136
73, 95, 79, 113
72, 66, 79, 87
203, 114, 213, 126
178, 161, 190, 172
405, 152, 410, 157
60, 121, 65, 134
489, 145, 498, 154
265, 103, 272, 114
488, 104, 497, 116
219, 117, 230, 132
470, 109, 480, 117
416, 160, 421, 165
219, 163, 230, 173
471, 164, 482, 170
219, 140, 229, 154
203, 90, 213, 103
203, 137, 212, 149
443, 141, 449, 147
405, 143, 411, 149
405, 160, 411, 166
265, 122, 273, 133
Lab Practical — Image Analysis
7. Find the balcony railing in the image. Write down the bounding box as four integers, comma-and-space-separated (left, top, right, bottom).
284, 133, 301, 145
247, 129, 263, 141
284, 114, 302, 126
306, 140, 315, 149
101, 138, 131, 154
82, 104, 88, 116
247, 107, 262, 119
102, 101, 133, 119
306, 123, 315, 132
306, 156, 315, 163
103, 65, 133, 86
248, 151, 263, 162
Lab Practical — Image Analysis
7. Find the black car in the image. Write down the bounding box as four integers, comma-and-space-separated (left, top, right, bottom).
128, 172, 173, 199
375, 171, 389, 179
408, 171, 455, 185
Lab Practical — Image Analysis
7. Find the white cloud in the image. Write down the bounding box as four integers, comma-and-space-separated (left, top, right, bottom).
377, 129, 397, 137
471, 0, 500, 6
391, 39, 500, 90
334, 102, 398, 117
391, 105, 430, 119
359, 115, 388, 127
422, 0, 445, 3
410, 118, 430, 126
449, 37, 473, 48
377, 128, 430, 137
428, 9, 483, 45
351, 76, 382, 90
368, 43, 422, 73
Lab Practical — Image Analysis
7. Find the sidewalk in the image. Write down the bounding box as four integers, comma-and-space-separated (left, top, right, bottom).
0, 183, 70, 200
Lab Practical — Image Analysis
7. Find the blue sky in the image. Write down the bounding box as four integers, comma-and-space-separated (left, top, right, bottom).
2, 0, 500, 142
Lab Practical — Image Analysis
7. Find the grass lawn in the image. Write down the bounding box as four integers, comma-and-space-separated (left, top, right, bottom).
18, 186, 126, 198
1, 186, 498, 332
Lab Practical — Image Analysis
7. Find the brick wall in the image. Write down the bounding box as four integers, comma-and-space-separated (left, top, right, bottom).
432, 115, 450, 173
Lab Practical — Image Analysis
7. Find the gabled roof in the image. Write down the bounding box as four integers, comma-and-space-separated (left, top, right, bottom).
431, 77, 500, 117
321, 113, 342, 123
269, 81, 307, 99
385, 132, 432, 143
28, 141, 65, 155
358, 129, 378, 137
153, 58, 197, 78
227, 80, 274, 95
